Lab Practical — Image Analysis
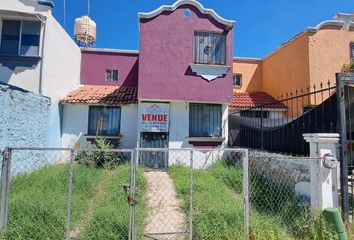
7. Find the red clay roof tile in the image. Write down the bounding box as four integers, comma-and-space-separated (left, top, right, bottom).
62, 85, 137, 105
231, 91, 286, 109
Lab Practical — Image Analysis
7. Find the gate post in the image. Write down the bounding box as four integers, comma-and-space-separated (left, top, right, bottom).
0, 147, 11, 232
336, 72, 354, 220
303, 133, 340, 210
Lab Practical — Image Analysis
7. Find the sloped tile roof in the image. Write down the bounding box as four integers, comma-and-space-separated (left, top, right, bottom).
231, 91, 286, 109
62, 85, 137, 105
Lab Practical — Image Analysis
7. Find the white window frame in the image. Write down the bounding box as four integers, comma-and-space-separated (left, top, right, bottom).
0, 18, 42, 57
193, 31, 227, 66
105, 69, 119, 82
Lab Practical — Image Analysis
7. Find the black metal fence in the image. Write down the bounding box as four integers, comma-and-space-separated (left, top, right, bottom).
229, 82, 337, 156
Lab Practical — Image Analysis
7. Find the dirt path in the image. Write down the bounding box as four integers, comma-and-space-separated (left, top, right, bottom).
69, 172, 112, 239
144, 171, 187, 240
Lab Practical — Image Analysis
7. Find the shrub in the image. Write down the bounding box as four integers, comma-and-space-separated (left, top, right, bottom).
75, 139, 125, 170
342, 61, 354, 73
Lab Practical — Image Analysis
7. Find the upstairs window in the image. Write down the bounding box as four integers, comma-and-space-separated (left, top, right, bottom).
88, 106, 121, 136
233, 74, 242, 87
351, 42, 354, 62
106, 69, 118, 82
189, 103, 222, 137
0, 20, 41, 56
194, 32, 226, 65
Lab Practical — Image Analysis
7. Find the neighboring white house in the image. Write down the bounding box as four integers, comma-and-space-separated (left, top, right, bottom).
0, 0, 81, 148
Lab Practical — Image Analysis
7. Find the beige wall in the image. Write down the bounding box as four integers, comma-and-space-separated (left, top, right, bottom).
261, 32, 311, 100
309, 26, 354, 88
233, 59, 262, 93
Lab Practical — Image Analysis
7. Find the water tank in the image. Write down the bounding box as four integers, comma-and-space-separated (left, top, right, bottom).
74, 16, 96, 45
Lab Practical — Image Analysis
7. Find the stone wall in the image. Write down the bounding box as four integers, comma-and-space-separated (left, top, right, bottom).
249, 150, 313, 202
0, 84, 50, 150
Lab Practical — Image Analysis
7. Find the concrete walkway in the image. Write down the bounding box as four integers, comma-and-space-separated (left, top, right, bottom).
144, 171, 187, 240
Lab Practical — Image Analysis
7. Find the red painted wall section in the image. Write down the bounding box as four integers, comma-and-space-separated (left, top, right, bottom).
138, 5, 233, 103
81, 50, 139, 87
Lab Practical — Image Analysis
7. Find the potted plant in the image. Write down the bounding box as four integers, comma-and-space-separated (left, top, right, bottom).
342, 61, 354, 73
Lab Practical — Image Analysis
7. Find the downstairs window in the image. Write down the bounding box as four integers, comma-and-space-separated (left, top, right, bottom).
88, 106, 121, 136
189, 103, 222, 137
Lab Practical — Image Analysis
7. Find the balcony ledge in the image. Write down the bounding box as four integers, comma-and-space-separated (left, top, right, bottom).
189, 63, 230, 81
187, 136, 225, 147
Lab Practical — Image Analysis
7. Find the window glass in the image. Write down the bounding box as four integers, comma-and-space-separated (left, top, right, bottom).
189, 103, 222, 137
233, 74, 242, 86
351, 42, 354, 61
20, 21, 41, 56
88, 106, 121, 136
106, 69, 118, 81
240, 110, 269, 118
0, 20, 21, 55
194, 32, 226, 65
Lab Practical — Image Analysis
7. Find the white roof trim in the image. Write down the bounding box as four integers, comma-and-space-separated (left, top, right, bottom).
138, 0, 235, 27
308, 13, 354, 32
81, 47, 139, 54
233, 57, 262, 62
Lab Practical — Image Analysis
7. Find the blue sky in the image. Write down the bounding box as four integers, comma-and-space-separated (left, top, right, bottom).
52, 0, 353, 58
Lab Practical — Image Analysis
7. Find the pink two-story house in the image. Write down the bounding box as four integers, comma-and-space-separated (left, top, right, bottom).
61, 0, 235, 166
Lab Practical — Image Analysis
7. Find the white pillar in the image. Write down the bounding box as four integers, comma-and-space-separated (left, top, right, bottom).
303, 133, 340, 210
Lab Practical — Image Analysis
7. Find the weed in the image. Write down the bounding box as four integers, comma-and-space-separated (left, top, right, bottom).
75, 139, 125, 170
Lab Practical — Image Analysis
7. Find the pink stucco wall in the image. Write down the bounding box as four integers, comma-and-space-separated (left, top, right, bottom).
138, 5, 233, 103
81, 50, 139, 87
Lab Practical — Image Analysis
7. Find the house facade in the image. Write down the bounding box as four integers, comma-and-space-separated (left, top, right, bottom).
0, 0, 81, 148
232, 13, 354, 116
61, 0, 234, 155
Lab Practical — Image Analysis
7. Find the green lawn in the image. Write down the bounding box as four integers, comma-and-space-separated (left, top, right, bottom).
1, 163, 146, 240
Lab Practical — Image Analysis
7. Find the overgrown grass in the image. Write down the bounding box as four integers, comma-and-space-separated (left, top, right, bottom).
2, 164, 104, 240
1, 163, 146, 240
209, 160, 338, 240
169, 164, 289, 240
170, 160, 339, 240
79, 164, 147, 240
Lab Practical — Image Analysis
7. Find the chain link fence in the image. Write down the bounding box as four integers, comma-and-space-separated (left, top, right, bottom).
0, 148, 135, 240
0, 147, 340, 239
248, 151, 340, 239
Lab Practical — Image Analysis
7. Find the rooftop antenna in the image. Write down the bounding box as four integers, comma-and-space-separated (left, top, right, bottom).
74, 0, 96, 47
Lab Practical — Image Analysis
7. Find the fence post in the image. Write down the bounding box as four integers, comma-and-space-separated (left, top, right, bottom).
303, 133, 340, 210
243, 149, 249, 238
0, 148, 11, 232
260, 107, 264, 150
65, 150, 75, 240
189, 150, 193, 240
130, 149, 137, 240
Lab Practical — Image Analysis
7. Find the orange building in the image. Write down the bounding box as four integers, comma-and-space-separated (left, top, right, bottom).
232, 13, 354, 115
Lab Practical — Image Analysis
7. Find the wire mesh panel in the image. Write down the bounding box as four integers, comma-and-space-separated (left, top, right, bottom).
190, 149, 248, 240
248, 153, 330, 239
4, 149, 71, 239
133, 148, 248, 240
0, 148, 135, 240
135, 148, 191, 240
68, 149, 133, 240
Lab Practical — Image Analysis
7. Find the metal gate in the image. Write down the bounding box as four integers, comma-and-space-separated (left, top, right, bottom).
140, 133, 168, 169
129, 148, 193, 240
128, 148, 249, 240
337, 72, 354, 221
